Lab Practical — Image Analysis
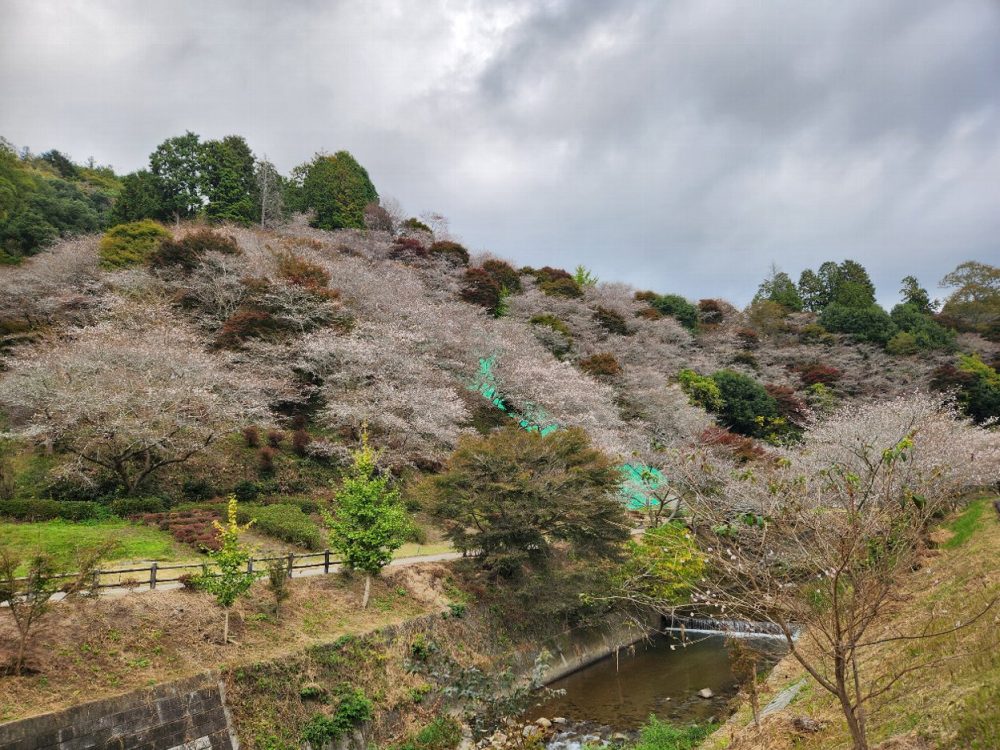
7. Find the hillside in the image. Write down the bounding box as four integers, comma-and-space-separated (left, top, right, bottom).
1, 218, 996, 506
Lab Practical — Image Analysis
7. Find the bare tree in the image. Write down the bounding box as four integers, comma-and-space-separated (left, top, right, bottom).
0, 301, 276, 494
255, 157, 284, 229
672, 396, 1000, 750
1, 545, 110, 675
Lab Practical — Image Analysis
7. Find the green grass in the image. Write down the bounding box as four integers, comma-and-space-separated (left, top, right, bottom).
0, 519, 189, 572
943, 497, 988, 549
632, 716, 717, 750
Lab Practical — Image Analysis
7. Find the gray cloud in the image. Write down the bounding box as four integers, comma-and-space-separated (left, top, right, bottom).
2, 0, 998, 306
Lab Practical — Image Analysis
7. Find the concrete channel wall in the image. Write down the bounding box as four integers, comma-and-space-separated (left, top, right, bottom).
0, 673, 238, 750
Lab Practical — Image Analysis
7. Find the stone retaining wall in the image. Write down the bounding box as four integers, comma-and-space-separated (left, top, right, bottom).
0, 672, 237, 750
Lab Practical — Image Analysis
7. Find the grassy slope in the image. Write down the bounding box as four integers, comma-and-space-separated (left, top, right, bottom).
701, 496, 1000, 750
0, 519, 190, 571
0, 564, 441, 723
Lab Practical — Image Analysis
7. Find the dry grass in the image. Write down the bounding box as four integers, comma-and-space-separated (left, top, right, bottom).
0, 563, 450, 723
701, 496, 1000, 750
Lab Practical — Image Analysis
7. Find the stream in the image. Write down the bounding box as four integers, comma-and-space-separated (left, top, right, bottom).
520, 632, 787, 746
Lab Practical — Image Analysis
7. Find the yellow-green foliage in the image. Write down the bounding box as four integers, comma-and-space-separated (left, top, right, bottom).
98, 220, 171, 269
621, 522, 705, 603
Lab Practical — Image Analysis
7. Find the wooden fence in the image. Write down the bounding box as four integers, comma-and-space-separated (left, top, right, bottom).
14, 550, 343, 595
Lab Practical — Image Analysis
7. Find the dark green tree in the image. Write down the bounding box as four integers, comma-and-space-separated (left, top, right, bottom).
201, 135, 257, 223
820, 303, 897, 345
423, 427, 628, 578
300, 151, 378, 230
899, 275, 935, 314
111, 170, 166, 223
754, 264, 803, 311
831, 260, 877, 308
149, 131, 204, 222
710, 370, 779, 437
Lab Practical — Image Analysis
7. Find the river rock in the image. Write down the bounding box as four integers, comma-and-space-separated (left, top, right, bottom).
535, 718, 552, 729
793, 716, 824, 733
612, 733, 629, 742
697, 688, 714, 699
522, 724, 539, 738
552, 717, 567, 725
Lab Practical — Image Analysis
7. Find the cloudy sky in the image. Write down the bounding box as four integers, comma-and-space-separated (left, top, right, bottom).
2, 0, 998, 306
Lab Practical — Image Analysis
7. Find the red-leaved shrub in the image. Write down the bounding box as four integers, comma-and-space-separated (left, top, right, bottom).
579, 353, 623, 377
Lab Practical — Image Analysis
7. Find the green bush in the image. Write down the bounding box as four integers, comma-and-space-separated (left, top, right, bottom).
232, 480, 260, 502
593, 306, 631, 336
98, 220, 170, 269
239, 503, 324, 550
677, 369, 723, 412
429, 241, 469, 265
539, 276, 583, 298
300, 687, 373, 746
0, 498, 104, 521
110, 497, 167, 517
648, 293, 699, 330
481, 260, 522, 294
402, 217, 431, 233
392, 717, 462, 750
632, 716, 716, 750
819, 302, 897, 345
711, 369, 779, 438
889, 302, 956, 351
886, 331, 919, 355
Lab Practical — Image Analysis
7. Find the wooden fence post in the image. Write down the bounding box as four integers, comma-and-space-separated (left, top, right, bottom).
247, 558, 253, 575
149, 562, 157, 590
91, 569, 100, 596
287, 552, 294, 578
323, 550, 331, 574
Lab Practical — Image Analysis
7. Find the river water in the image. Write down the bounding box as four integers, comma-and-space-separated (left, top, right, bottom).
520, 632, 785, 741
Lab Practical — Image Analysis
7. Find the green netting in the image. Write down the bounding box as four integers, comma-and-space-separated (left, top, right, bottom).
470, 356, 664, 510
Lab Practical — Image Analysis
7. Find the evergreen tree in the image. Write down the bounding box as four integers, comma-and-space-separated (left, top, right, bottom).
149, 131, 204, 222
899, 275, 935, 314
754, 263, 803, 311
300, 151, 378, 230
201, 135, 257, 223
111, 170, 166, 223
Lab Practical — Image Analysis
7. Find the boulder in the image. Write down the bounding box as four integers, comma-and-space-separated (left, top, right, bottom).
535, 718, 552, 729
697, 688, 714, 699
552, 717, 567, 725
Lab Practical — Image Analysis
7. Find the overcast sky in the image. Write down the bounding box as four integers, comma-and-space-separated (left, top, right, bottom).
2, 0, 998, 306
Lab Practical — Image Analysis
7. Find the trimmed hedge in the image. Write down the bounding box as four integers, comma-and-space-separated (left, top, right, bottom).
0, 498, 104, 521
110, 496, 167, 517
239, 503, 325, 550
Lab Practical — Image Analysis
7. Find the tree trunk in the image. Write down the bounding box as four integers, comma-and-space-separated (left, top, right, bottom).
362, 574, 371, 609
14, 634, 27, 675
223, 609, 230, 645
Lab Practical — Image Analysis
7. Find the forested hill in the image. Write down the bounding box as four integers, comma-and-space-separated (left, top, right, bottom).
0, 132, 997, 507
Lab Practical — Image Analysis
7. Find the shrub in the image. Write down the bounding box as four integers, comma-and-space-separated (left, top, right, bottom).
277, 252, 331, 289
429, 241, 469, 266
635, 306, 664, 320
99, 220, 171, 269
530, 314, 571, 338
300, 688, 373, 746
0, 499, 104, 521
393, 717, 463, 750
243, 426, 261, 448
765, 384, 809, 431
710, 369, 779, 437
390, 237, 427, 260
460, 267, 503, 315
215, 308, 281, 348
291, 429, 311, 456
649, 294, 699, 330
730, 350, 759, 370
886, 331, 919, 355
699, 426, 766, 463
481, 260, 522, 293
182, 478, 215, 501
797, 362, 842, 387
889, 302, 956, 351
238, 503, 324, 550
632, 716, 716, 750
593, 306, 631, 336
677, 369, 723, 412
266, 429, 284, 448
579, 352, 622, 377
149, 228, 238, 271
932, 354, 1000, 424
232, 480, 260, 502
110, 496, 166, 517
258, 446, 276, 474
819, 302, 897, 344
698, 298, 726, 325
799, 322, 833, 345
402, 217, 432, 233
735, 327, 760, 350
539, 276, 583, 298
